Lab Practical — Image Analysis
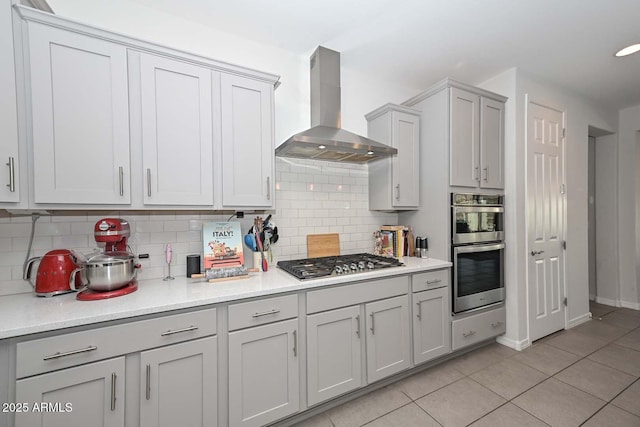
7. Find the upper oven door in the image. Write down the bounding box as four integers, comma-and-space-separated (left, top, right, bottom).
452, 205, 504, 244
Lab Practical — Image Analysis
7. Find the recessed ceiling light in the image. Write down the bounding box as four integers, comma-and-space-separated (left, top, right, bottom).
615, 43, 640, 57
318, 145, 326, 149
367, 151, 374, 155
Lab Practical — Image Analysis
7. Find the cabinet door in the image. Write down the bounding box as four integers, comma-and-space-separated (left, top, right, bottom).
391, 111, 419, 208
15, 357, 125, 427
365, 295, 410, 383
228, 319, 299, 427
220, 74, 274, 208
0, 2, 20, 203
27, 23, 130, 204
449, 87, 480, 188
140, 336, 217, 427
413, 287, 451, 365
140, 53, 215, 205
307, 306, 362, 406
480, 97, 505, 189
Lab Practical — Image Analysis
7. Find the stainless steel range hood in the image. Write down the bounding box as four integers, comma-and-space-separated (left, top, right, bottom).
275, 46, 397, 164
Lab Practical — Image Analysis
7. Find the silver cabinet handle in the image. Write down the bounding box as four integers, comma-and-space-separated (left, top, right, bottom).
43, 345, 97, 360
491, 321, 503, 328
266, 176, 271, 200
395, 184, 400, 200
145, 364, 151, 400
111, 372, 117, 411
146, 168, 152, 197
463, 330, 476, 338
530, 250, 545, 256
252, 308, 280, 318
483, 166, 488, 182
355, 315, 360, 338
292, 330, 297, 357
118, 166, 124, 196
160, 325, 198, 336
370, 313, 375, 334
426, 279, 442, 286
475, 166, 480, 181
6, 157, 15, 192
416, 301, 422, 319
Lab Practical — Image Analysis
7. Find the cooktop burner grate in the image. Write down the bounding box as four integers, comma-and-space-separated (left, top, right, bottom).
277, 253, 404, 280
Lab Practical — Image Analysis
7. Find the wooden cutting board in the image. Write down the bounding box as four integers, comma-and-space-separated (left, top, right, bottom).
307, 233, 340, 258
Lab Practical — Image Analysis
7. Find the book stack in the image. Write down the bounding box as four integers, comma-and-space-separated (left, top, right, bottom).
379, 225, 406, 261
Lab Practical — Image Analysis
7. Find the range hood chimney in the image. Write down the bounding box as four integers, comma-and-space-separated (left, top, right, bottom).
275, 46, 397, 163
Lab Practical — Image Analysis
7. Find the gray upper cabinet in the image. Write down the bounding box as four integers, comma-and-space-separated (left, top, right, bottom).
367, 104, 420, 210
136, 52, 216, 206
449, 86, 505, 189
26, 22, 131, 205
0, 1, 20, 204
220, 74, 275, 209
13, 6, 279, 210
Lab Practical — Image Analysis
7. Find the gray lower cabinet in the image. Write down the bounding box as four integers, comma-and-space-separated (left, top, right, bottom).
140, 337, 217, 427
451, 306, 506, 351
306, 305, 362, 406
412, 287, 451, 364
15, 357, 126, 427
365, 295, 411, 383
228, 319, 299, 427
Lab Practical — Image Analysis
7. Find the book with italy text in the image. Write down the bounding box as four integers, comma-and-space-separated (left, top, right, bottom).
202, 222, 244, 269
380, 225, 406, 260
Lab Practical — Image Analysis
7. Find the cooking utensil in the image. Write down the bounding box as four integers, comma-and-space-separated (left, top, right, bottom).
23, 249, 85, 297
254, 217, 268, 272
163, 243, 175, 281
307, 233, 340, 258
80, 251, 137, 292
244, 234, 257, 251
191, 265, 248, 281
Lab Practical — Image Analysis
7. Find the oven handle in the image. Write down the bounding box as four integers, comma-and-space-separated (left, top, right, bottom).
452, 206, 504, 214
453, 242, 505, 254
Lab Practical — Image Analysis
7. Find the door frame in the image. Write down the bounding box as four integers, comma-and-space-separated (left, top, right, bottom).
524, 95, 568, 342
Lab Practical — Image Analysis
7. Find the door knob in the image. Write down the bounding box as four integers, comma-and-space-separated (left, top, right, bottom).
530, 250, 545, 256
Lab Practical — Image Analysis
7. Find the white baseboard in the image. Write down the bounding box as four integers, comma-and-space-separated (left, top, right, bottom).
620, 300, 640, 310
595, 296, 618, 307
568, 313, 591, 329
496, 335, 530, 351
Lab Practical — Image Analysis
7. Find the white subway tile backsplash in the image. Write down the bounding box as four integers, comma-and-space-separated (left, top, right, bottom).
0, 158, 398, 295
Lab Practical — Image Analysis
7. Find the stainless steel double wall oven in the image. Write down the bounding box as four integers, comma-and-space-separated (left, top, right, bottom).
451, 193, 505, 313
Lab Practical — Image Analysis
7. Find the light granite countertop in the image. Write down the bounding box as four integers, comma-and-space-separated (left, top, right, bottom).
0, 257, 451, 340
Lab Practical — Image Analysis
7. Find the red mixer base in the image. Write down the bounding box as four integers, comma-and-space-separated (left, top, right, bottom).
77, 280, 138, 301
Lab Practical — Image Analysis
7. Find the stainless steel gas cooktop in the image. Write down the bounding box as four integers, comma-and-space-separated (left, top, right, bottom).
277, 253, 404, 280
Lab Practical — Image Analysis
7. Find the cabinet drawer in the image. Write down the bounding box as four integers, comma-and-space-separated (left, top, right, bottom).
412, 269, 450, 292
228, 294, 298, 331
17, 308, 216, 378
451, 306, 505, 351
307, 276, 409, 314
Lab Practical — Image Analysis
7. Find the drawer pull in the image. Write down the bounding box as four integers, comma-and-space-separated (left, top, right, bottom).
111, 372, 117, 411
426, 279, 442, 285
146, 364, 151, 400
43, 345, 98, 360
160, 325, 198, 336
491, 321, 503, 328
252, 308, 281, 318
293, 330, 297, 357
463, 330, 476, 338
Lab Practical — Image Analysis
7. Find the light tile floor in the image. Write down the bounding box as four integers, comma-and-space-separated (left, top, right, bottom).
295, 302, 640, 427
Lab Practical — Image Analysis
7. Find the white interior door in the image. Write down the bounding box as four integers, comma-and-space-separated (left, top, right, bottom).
527, 100, 566, 342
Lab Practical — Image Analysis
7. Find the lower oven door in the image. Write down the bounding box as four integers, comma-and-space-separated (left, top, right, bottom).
453, 242, 505, 313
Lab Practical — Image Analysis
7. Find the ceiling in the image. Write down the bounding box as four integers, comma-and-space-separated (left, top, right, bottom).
122, 0, 640, 110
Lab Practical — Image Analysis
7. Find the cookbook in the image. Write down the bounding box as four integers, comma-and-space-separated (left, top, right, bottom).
202, 222, 244, 269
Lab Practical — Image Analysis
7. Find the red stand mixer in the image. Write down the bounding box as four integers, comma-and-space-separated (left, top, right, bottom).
76, 218, 139, 301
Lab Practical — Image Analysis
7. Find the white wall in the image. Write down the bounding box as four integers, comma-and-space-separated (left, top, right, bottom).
479, 68, 618, 349
618, 104, 640, 308
595, 134, 619, 305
